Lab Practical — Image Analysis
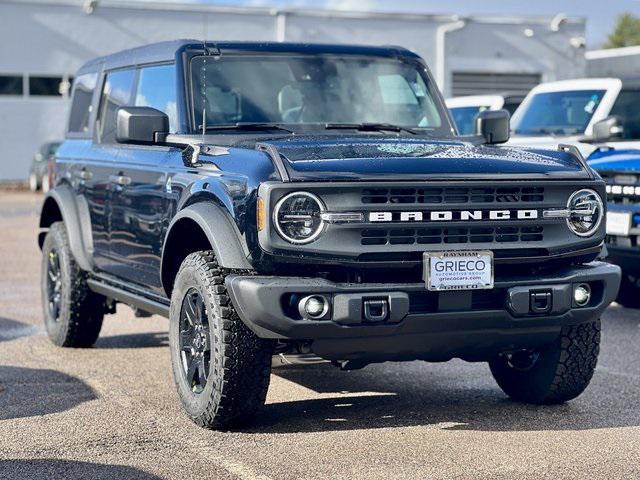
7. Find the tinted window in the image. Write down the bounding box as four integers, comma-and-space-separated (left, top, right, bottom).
191, 55, 445, 132
513, 90, 605, 136
29, 76, 64, 96
97, 69, 135, 143
0, 75, 23, 95
68, 73, 97, 134
449, 106, 488, 135
609, 89, 640, 141
135, 64, 177, 132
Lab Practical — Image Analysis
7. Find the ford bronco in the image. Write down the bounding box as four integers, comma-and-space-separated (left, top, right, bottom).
39, 40, 620, 429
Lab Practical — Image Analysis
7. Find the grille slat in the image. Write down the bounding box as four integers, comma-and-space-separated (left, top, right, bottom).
362, 186, 544, 205
361, 226, 544, 246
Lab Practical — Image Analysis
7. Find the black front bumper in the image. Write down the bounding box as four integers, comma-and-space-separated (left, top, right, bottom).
226, 261, 620, 363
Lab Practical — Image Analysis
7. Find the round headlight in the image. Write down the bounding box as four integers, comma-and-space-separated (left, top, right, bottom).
273, 192, 325, 244
566, 189, 604, 237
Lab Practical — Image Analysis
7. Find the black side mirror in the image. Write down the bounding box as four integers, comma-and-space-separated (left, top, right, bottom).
474, 109, 510, 144
116, 106, 169, 144
592, 116, 624, 143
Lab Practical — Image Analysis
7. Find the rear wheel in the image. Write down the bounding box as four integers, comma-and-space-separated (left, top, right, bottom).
489, 320, 600, 404
169, 251, 274, 429
615, 274, 640, 308
41, 222, 104, 347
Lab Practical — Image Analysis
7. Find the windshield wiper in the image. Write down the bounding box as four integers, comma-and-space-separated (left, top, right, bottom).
203, 122, 295, 133
324, 122, 417, 135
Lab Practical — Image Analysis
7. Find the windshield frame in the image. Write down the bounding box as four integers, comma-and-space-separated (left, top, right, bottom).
186, 51, 455, 137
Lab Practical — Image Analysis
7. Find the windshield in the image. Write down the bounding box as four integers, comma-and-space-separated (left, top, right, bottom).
190, 54, 448, 133
513, 90, 605, 136
449, 106, 490, 135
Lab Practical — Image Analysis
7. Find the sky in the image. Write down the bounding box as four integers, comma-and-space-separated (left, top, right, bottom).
136, 0, 640, 48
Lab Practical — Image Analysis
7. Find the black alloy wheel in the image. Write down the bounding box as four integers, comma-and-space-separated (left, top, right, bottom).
45, 249, 62, 322
178, 288, 211, 394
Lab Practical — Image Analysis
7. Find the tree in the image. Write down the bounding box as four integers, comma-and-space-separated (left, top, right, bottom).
604, 13, 640, 48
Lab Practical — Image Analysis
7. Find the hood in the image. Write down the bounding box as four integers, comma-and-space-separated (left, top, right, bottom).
588, 149, 640, 173
259, 137, 589, 181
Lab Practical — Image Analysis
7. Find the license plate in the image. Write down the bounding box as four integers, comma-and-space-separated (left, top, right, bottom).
606, 211, 632, 236
424, 251, 494, 291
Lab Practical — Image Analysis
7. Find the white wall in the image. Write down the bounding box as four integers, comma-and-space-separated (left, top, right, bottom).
0, 1, 586, 181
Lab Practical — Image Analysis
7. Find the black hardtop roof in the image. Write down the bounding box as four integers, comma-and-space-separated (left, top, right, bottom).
77, 40, 419, 74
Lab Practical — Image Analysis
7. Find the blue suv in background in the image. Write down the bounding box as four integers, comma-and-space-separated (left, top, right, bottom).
589, 147, 640, 306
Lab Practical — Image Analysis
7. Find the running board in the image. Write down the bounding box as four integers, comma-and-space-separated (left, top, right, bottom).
87, 279, 170, 318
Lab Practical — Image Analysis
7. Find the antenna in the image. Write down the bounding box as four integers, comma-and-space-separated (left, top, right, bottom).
201, 15, 208, 142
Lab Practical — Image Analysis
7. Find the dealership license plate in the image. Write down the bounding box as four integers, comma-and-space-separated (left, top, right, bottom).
606, 211, 632, 236
424, 251, 494, 291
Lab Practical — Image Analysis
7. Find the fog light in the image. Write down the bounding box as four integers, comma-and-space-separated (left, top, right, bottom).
298, 295, 329, 319
573, 284, 591, 307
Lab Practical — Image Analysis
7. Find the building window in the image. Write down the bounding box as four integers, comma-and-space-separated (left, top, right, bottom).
0, 75, 23, 95
29, 76, 64, 96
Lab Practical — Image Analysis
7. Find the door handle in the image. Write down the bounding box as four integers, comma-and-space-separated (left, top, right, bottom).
109, 174, 131, 186
75, 169, 93, 180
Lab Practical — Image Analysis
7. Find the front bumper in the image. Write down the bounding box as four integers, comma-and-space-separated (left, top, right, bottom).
226, 261, 620, 363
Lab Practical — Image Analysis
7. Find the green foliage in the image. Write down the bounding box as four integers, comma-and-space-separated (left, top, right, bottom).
604, 13, 640, 48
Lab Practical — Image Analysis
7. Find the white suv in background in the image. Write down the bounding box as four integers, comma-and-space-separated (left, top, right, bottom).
508, 78, 640, 151
446, 93, 525, 135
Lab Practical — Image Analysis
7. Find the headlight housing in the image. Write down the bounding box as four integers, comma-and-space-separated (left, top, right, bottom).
273, 192, 325, 244
566, 189, 604, 237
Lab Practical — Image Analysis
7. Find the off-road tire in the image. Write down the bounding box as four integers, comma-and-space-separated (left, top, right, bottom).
615, 274, 640, 308
489, 320, 601, 404
41, 222, 104, 347
169, 251, 274, 430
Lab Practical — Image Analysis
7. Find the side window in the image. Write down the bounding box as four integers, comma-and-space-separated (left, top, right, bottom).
68, 72, 97, 134
610, 89, 640, 140
135, 64, 178, 132
97, 69, 135, 143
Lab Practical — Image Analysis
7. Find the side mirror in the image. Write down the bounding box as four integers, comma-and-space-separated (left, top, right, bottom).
592, 116, 624, 143
474, 109, 510, 144
116, 106, 169, 144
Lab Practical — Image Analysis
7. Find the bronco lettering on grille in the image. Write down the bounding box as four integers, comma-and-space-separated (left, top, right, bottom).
368, 209, 539, 222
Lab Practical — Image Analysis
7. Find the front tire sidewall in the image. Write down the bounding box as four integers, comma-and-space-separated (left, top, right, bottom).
169, 265, 218, 418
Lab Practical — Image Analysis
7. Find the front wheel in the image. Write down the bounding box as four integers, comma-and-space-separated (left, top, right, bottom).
169, 251, 274, 430
489, 320, 600, 404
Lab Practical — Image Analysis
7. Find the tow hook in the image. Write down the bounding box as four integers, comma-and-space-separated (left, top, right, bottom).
363, 299, 389, 322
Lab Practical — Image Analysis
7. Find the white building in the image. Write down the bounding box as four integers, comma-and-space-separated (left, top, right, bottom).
0, 0, 588, 181
586, 46, 640, 78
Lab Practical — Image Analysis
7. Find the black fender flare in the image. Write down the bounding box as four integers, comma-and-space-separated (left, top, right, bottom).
160, 202, 253, 292
39, 184, 94, 272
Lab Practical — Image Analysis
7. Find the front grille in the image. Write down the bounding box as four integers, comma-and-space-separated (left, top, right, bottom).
361, 226, 544, 246
361, 186, 544, 205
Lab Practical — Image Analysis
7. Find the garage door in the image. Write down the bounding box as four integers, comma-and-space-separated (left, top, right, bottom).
451, 72, 541, 97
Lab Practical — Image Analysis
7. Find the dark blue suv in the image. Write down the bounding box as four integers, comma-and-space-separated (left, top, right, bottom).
39, 40, 620, 429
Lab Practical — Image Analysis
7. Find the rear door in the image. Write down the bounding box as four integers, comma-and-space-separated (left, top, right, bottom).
88, 67, 137, 274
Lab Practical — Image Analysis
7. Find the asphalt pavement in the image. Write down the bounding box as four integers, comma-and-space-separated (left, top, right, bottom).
1, 191, 639, 480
